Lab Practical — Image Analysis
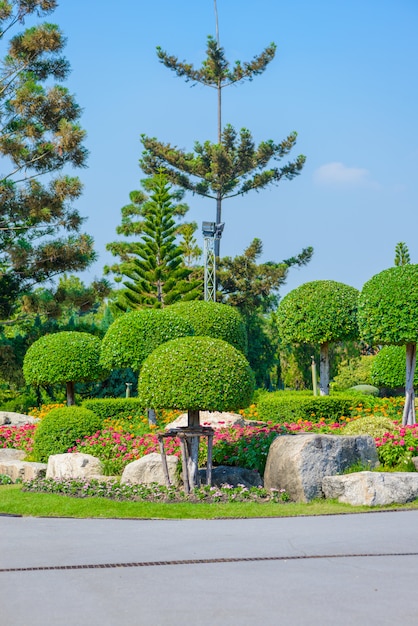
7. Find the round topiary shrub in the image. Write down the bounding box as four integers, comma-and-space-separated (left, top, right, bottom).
100, 309, 194, 372
349, 385, 380, 396
170, 301, 247, 354
343, 415, 398, 439
137, 336, 255, 412
23, 331, 108, 405
32, 406, 104, 462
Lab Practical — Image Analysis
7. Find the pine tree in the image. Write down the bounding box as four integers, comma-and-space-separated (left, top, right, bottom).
0, 1, 94, 319
140, 5, 305, 255
394, 242, 411, 266
105, 174, 202, 310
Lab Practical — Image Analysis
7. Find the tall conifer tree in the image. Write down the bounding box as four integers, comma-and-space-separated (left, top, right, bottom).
105, 174, 202, 310
140, 2, 305, 255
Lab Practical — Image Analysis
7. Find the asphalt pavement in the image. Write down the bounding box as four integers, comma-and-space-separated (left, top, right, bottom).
1, 510, 418, 625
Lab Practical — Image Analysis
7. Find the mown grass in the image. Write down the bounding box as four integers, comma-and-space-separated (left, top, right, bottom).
1, 484, 418, 519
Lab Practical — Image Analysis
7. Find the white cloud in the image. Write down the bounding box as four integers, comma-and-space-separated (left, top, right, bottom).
313, 162, 378, 188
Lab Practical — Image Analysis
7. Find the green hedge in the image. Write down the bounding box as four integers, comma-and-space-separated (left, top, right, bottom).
257, 392, 355, 423
82, 398, 146, 420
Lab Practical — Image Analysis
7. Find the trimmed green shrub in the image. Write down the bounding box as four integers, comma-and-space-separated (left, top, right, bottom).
257, 392, 355, 423
23, 331, 108, 405
170, 301, 247, 354
82, 398, 146, 420
137, 336, 254, 411
343, 415, 398, 438
277, 281, 359, 345
358, 265, 418, 346
23, 332, 106, 385
371, 345, 418, 389
100, 309, 194, 372
32, 406, 104, 462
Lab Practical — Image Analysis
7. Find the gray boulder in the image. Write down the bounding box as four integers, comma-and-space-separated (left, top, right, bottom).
121, 453, 180, 487
46, 453, 104, 480
322, 471, 418, 506
0, 411, 38, 426
198, 465, 263, 488
412, 457, 418, 471
264, 434, 378, 502
0, 460, 46, 482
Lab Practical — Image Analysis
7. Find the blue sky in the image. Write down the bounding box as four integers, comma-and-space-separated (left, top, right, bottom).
46, 0, 418, 297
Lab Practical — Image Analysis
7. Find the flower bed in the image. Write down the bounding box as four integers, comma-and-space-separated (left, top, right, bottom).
1, 397, 417, 474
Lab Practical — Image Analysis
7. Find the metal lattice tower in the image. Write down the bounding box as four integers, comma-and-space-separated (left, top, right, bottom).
202, 221, 224, 302
203, 235, 216, 301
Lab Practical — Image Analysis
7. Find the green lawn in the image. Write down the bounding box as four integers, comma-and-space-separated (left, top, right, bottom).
2, 484, 418, 519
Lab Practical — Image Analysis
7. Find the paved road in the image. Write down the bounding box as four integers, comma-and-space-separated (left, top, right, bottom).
1, 511, 418, 625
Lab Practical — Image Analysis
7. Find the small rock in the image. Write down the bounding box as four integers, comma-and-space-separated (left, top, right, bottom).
0, 448, 26, 461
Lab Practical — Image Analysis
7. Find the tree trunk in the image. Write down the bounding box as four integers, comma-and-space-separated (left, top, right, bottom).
319, 342, 330, 396
187, 409, 200, 488
402, 342, 416, 426
66, 381, 75, 406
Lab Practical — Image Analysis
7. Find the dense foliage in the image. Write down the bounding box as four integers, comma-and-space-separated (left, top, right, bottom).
358, 265, 418, 345
32, 406, 103, 462
276, 280, 359, 345
256, 392, 356, 423
170, 300, 247, 354
100, 309, 194, 372
137, 336, 255, 412
371, 346, 418, 389
23, 331, 106, 385
82, 398, 146, 421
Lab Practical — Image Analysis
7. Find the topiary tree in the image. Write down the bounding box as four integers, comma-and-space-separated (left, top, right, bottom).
137, 336, 255, 487
32, 406, 103, 462
23, 331, 107, 406
100, 309, 194, 372
276, 281, 359, 395
170, 301, 247, 354
358, 265, 418, 425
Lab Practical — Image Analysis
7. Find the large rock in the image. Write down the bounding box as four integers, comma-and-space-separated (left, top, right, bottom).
0, 411, 38, 426
165, 411, 246, 430
0, 460, 46, 482
121, 453, 180, 487
322, 471, 418, 506
198, 465, 263, 488
264, 434, 379, 502
46, 453, 104, 480
0, 448, 26, 461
